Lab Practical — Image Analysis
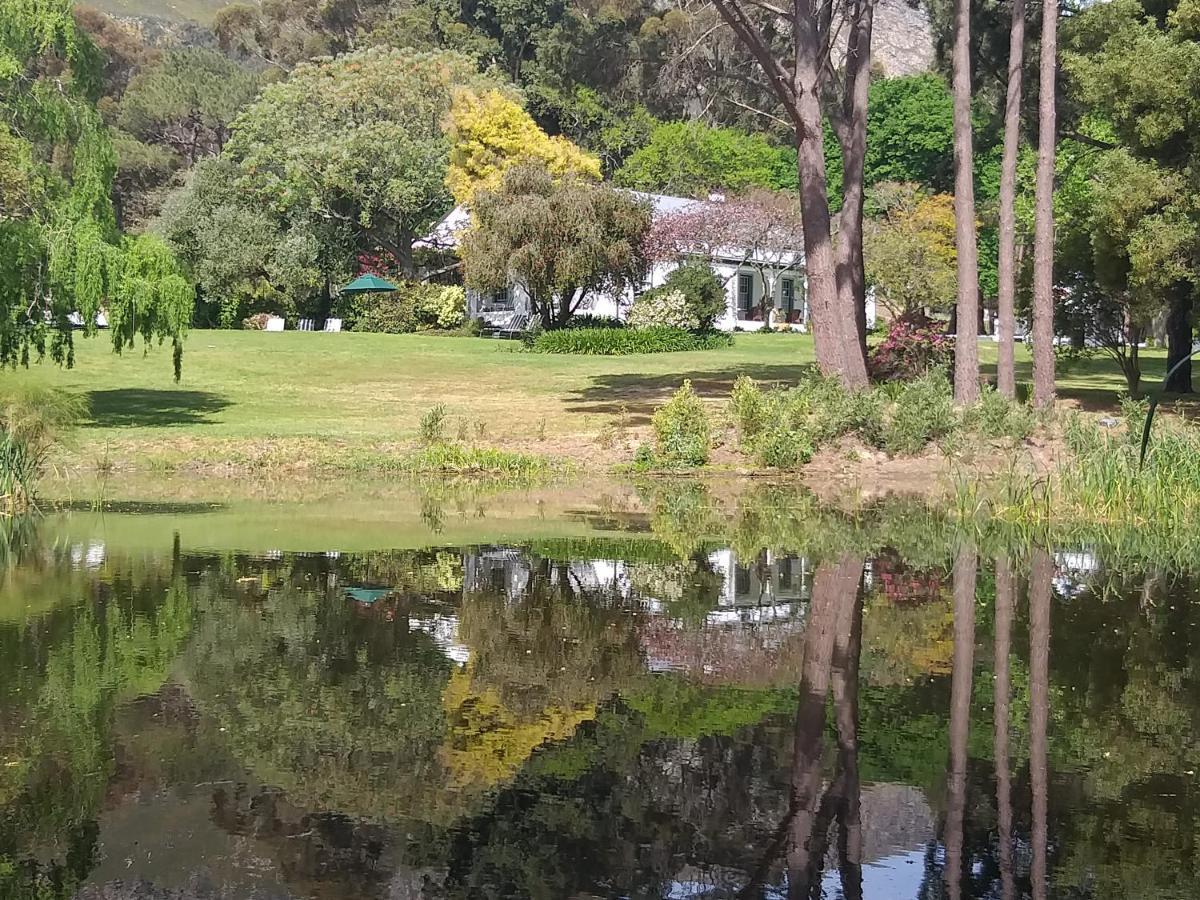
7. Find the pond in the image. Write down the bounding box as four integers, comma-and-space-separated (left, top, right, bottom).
0, 483, 1197, 899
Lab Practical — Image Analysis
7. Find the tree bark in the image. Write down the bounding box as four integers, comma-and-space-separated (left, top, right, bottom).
1031, 0, 1058, 408
951, 0, 981, 405
1029, 548, 1052, 900
944, 545, 976, 900
835, 0, 876, 367
1165, 282, 1194, 394
996, 0, 1023, 401
993, 557, 1016, 900
709, 0, 869, 391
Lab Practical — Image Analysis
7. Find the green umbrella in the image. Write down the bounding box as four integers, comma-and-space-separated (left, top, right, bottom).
339, 273, 398, 295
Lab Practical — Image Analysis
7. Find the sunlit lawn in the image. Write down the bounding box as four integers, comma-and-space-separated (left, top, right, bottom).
1, 329, 1162, 469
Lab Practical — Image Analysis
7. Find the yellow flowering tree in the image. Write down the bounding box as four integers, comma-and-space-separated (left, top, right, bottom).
445, 88, 601, 205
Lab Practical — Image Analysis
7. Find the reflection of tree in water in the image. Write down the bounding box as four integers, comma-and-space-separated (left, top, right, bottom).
0, 557, 191, 900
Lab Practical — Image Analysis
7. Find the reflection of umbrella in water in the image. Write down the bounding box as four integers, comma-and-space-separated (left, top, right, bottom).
339, 274, 399, 296
345, 586, 393, 605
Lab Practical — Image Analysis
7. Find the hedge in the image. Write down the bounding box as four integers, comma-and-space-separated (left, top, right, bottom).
527, 326, 733, 355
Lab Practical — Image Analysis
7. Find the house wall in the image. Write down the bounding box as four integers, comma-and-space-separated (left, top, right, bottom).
467, 258, 876, 332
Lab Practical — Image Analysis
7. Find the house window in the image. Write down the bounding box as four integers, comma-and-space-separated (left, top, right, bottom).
737, 273, 754, 319
781, 278, 795, 320
484, 286, 513, 310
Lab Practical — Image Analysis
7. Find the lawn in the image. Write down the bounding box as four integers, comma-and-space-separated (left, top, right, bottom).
0, 329, 1161, 474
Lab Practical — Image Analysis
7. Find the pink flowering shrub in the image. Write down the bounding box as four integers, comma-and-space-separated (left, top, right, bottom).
868, 313, 954, 382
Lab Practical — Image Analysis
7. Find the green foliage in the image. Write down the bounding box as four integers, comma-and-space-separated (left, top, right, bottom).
651, 380, 711, 468
627, 289, 698, 331
0, 0, 190, 378
879, 373, 957, 455
339, 282, 465, 333
861, 75, 956, 192
463, 162, 652, 328
0, 387, 85, 513
527, 326, 732, 355
659, 260, 727, 329
963, 387, 1035, 441
419, 404, 449, 445
614, 120, 797, 196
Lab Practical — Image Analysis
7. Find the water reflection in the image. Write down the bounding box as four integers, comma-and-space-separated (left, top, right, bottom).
0, 523, 1192, 898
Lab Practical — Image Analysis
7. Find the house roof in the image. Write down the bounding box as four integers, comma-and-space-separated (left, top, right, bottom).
415, 190, 711, 251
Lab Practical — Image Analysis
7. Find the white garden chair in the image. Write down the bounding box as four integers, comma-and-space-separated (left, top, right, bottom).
323, 318, 343, 333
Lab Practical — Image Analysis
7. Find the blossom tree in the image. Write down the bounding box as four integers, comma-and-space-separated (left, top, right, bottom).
646, 190, 805, 322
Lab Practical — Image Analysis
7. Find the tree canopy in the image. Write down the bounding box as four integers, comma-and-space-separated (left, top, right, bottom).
0, 0, 190, 378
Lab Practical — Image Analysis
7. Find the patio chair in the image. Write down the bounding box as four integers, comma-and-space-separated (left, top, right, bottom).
298, 318, 315, 331
265, 316, 285, 332
481, 312, 515, 337
323, 318, 343, 333
494, 313, 530, 339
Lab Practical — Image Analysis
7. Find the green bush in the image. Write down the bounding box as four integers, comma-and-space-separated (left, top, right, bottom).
627, 289, 699, 331
528, 326, 732, 355
661, 261, 727, 329
339, 282, 465, 333
879, 373, 958, 455
730, 375, 770, 448
964, 387, 1034, 441
652, 380, 711, 468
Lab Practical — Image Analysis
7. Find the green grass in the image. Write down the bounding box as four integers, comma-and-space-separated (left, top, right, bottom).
0, 329, 1169, 477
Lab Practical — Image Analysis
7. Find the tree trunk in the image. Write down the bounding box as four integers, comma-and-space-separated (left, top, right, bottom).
1031, 0, 1058, 408
951, 0, 981, 405
796, 102, 857, 386
1029, 548, 1052, 900
944, 545, 976, 900
831, 575, 864, 900
835, 0, 876, 367
1123, 313, 1142, 396
1165, 283, 1194, 393
993, 557, 1016, 900
996, 0, 1025, 399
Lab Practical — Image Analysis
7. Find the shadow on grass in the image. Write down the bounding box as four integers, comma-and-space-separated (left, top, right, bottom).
567, 363, 815, 423
87, 389, 231, 427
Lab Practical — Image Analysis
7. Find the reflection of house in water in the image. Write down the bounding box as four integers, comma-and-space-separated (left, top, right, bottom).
702, 549, 811, 626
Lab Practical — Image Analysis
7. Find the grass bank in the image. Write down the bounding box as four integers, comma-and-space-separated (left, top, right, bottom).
2, 330, 1160, 478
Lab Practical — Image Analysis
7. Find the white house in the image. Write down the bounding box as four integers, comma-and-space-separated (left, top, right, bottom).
417, 192, 876, 332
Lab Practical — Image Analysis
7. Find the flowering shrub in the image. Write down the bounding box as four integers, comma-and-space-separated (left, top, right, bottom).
242, 312, 273, 330
339, 283, 466, 333
628, 288, 700, 331
867, 313, 953, 382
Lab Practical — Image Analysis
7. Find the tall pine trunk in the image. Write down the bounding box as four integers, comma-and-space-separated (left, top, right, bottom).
1165, 282, 1194, 393
1031, 0, 1058, 408
951, 0, 981, 405
996, 0, 1025, 399
836, 0, 876, 366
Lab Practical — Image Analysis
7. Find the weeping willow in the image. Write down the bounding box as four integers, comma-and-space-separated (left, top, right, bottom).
0, 0, 191, 379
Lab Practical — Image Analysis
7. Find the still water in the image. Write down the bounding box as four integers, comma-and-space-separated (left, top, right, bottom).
1, 491, 1197, 899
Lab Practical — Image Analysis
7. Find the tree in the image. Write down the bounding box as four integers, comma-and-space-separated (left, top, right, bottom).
707, 0, 870, 389
224, 47, 497, 276
462, 163, 651, 329
0, 0, 190, 379
995, 0, 1026, 398
1063, 0, 1200, 393
156, 159, 325, 326
950, 0, 982, 404
645, 190, 805, 322
1031, 0, 1059, 407
444, 88, 601, 206
863, 184, 958, 318
118, 48, 263, 166
614, 120, 798, 197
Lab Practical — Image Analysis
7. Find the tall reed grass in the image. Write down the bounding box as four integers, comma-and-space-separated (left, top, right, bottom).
0, 387, 85, 515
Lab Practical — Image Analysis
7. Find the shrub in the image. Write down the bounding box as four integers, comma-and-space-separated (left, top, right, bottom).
339, 282, 466, 333
652, 380, 711, 468
419, 404, 448, 445
879, 373, 958, 454
868, 313, 953, 382
627, 289, 699, 331
528, 326, 732, 355
0, 388, 85, 514
965, 387, 1035, 441
729, 375, 770, 448
242, 312, 273, 330
661, 260, 727, 329
567, 314, 626, 330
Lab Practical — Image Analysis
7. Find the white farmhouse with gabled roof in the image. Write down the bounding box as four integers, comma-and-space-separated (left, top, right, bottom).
416, 191, 874, 332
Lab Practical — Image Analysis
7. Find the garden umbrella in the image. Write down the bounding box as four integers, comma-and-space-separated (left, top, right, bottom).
339, 274, 398, 295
